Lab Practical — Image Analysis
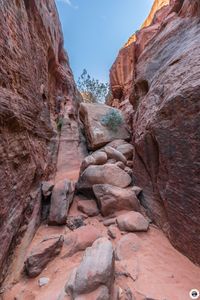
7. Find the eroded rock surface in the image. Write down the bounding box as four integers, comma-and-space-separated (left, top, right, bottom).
48, 180, 75, 225
117, 212, 149, 232
25, 235, 64, 277
0, 0, 78, 281
93, 184, 140, 216
65, 237, 114, 298
109, 0, 200, 264
79, 103, 130, 150
63, 225, 102, 258
77, 199, 99, 217
77, 164, 132, 192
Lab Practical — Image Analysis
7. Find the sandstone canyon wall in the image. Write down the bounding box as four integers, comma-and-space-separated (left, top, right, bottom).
109, 0, 200, 264
0, 0, 78, 283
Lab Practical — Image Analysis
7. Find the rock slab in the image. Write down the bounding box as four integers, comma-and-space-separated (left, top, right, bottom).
63, 225, 102, 258
77, 164, 132, 192
65, 237, 114, 297
117, 212, 149, 232
93, 184, 140, 216
25, 235, 64, 277
77, 199, 99, 217
48, 180, 75, 225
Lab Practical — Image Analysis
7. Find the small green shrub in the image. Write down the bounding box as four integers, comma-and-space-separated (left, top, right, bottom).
57, 116, 63, 132
101, 109, 123, 132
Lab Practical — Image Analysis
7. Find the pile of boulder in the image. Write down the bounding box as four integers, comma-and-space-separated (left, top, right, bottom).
76, 138, 143, 218
23, 103, 150, 299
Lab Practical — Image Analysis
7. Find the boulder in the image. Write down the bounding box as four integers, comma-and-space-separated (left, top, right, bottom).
116, 143, 134, 160
132, 186, 143, 197
62, 225, 102, 258
117, 212, 149, 232
124, 166, 133, 177
65, 237, 114, 297
74, 286, 109, 300
48, 180, 75, 225
66, 216, 86, 230
103, 218, 116, 226
79, 103, 130, 150
92, 151, 108, 164
25, 235, 64, 277
80, 152, 107, 173
115, 161, 125, 170
77, 164, 132, 192
93, 184, 140, 216
104, 146, 127, 164
115, 233, 141, 261
107, 225, 118, 239
38, 277, 49, 287
106, 139, 128, 149
80, 156, 95, 173
77, 200, 99, 217
107, 158, 117, 164
41, 181, 54, 198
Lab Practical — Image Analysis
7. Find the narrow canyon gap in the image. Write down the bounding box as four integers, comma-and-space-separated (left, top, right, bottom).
0, 0, 199, 299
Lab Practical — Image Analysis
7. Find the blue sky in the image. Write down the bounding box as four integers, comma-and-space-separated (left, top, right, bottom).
55, 0, 154, 83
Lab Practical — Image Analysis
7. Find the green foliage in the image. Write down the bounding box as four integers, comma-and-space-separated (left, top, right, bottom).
57, 116, 63, 132
77, 69, 109, 103
101, 109, 123, 132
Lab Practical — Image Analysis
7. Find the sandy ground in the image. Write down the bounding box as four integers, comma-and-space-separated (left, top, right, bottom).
3, 203, 200, 300
2, 116, 200, 300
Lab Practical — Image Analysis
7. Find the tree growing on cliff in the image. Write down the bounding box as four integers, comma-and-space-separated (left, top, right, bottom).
77, 69, 109, 103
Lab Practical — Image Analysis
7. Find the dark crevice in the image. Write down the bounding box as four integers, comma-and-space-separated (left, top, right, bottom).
23, 0, 30, 11
169, 58, 181, 66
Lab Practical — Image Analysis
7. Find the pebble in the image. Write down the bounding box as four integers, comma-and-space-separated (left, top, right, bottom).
38, 277, 49, 287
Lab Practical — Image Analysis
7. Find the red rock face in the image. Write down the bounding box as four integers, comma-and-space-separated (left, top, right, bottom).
109, 0, 200, 264
0, 0, 78, 282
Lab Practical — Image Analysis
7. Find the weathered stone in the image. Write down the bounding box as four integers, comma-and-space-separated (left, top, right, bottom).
115, 258, 139, 281
107, 158, 117, 164
77, 200, 99, 217
104, 146, 127, 164
80, 152, 107, 173
48, 180, 75, 225
92, 151, 108, 164
93, 184, 140, 216
124, 167, 133, 177
75, 286, 109, 300
66, 216, 86, 231
41, 181, 54, 198
106, 139, 127, 149
115, 234, 141, 261
117, 212, 149, 232
38, 277, 49, 287
103, 218, 116, 226
132, 186, 143, 197
63, 225, 102, 258
116, 143, 134, 160
115, 161, 125, 170
79, 103, 130, 150
80, 156, 96, 173
25, 235, 64, 277
65, 238, 114, 297
107, 225, 117, 239
77, 164, 132, 193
